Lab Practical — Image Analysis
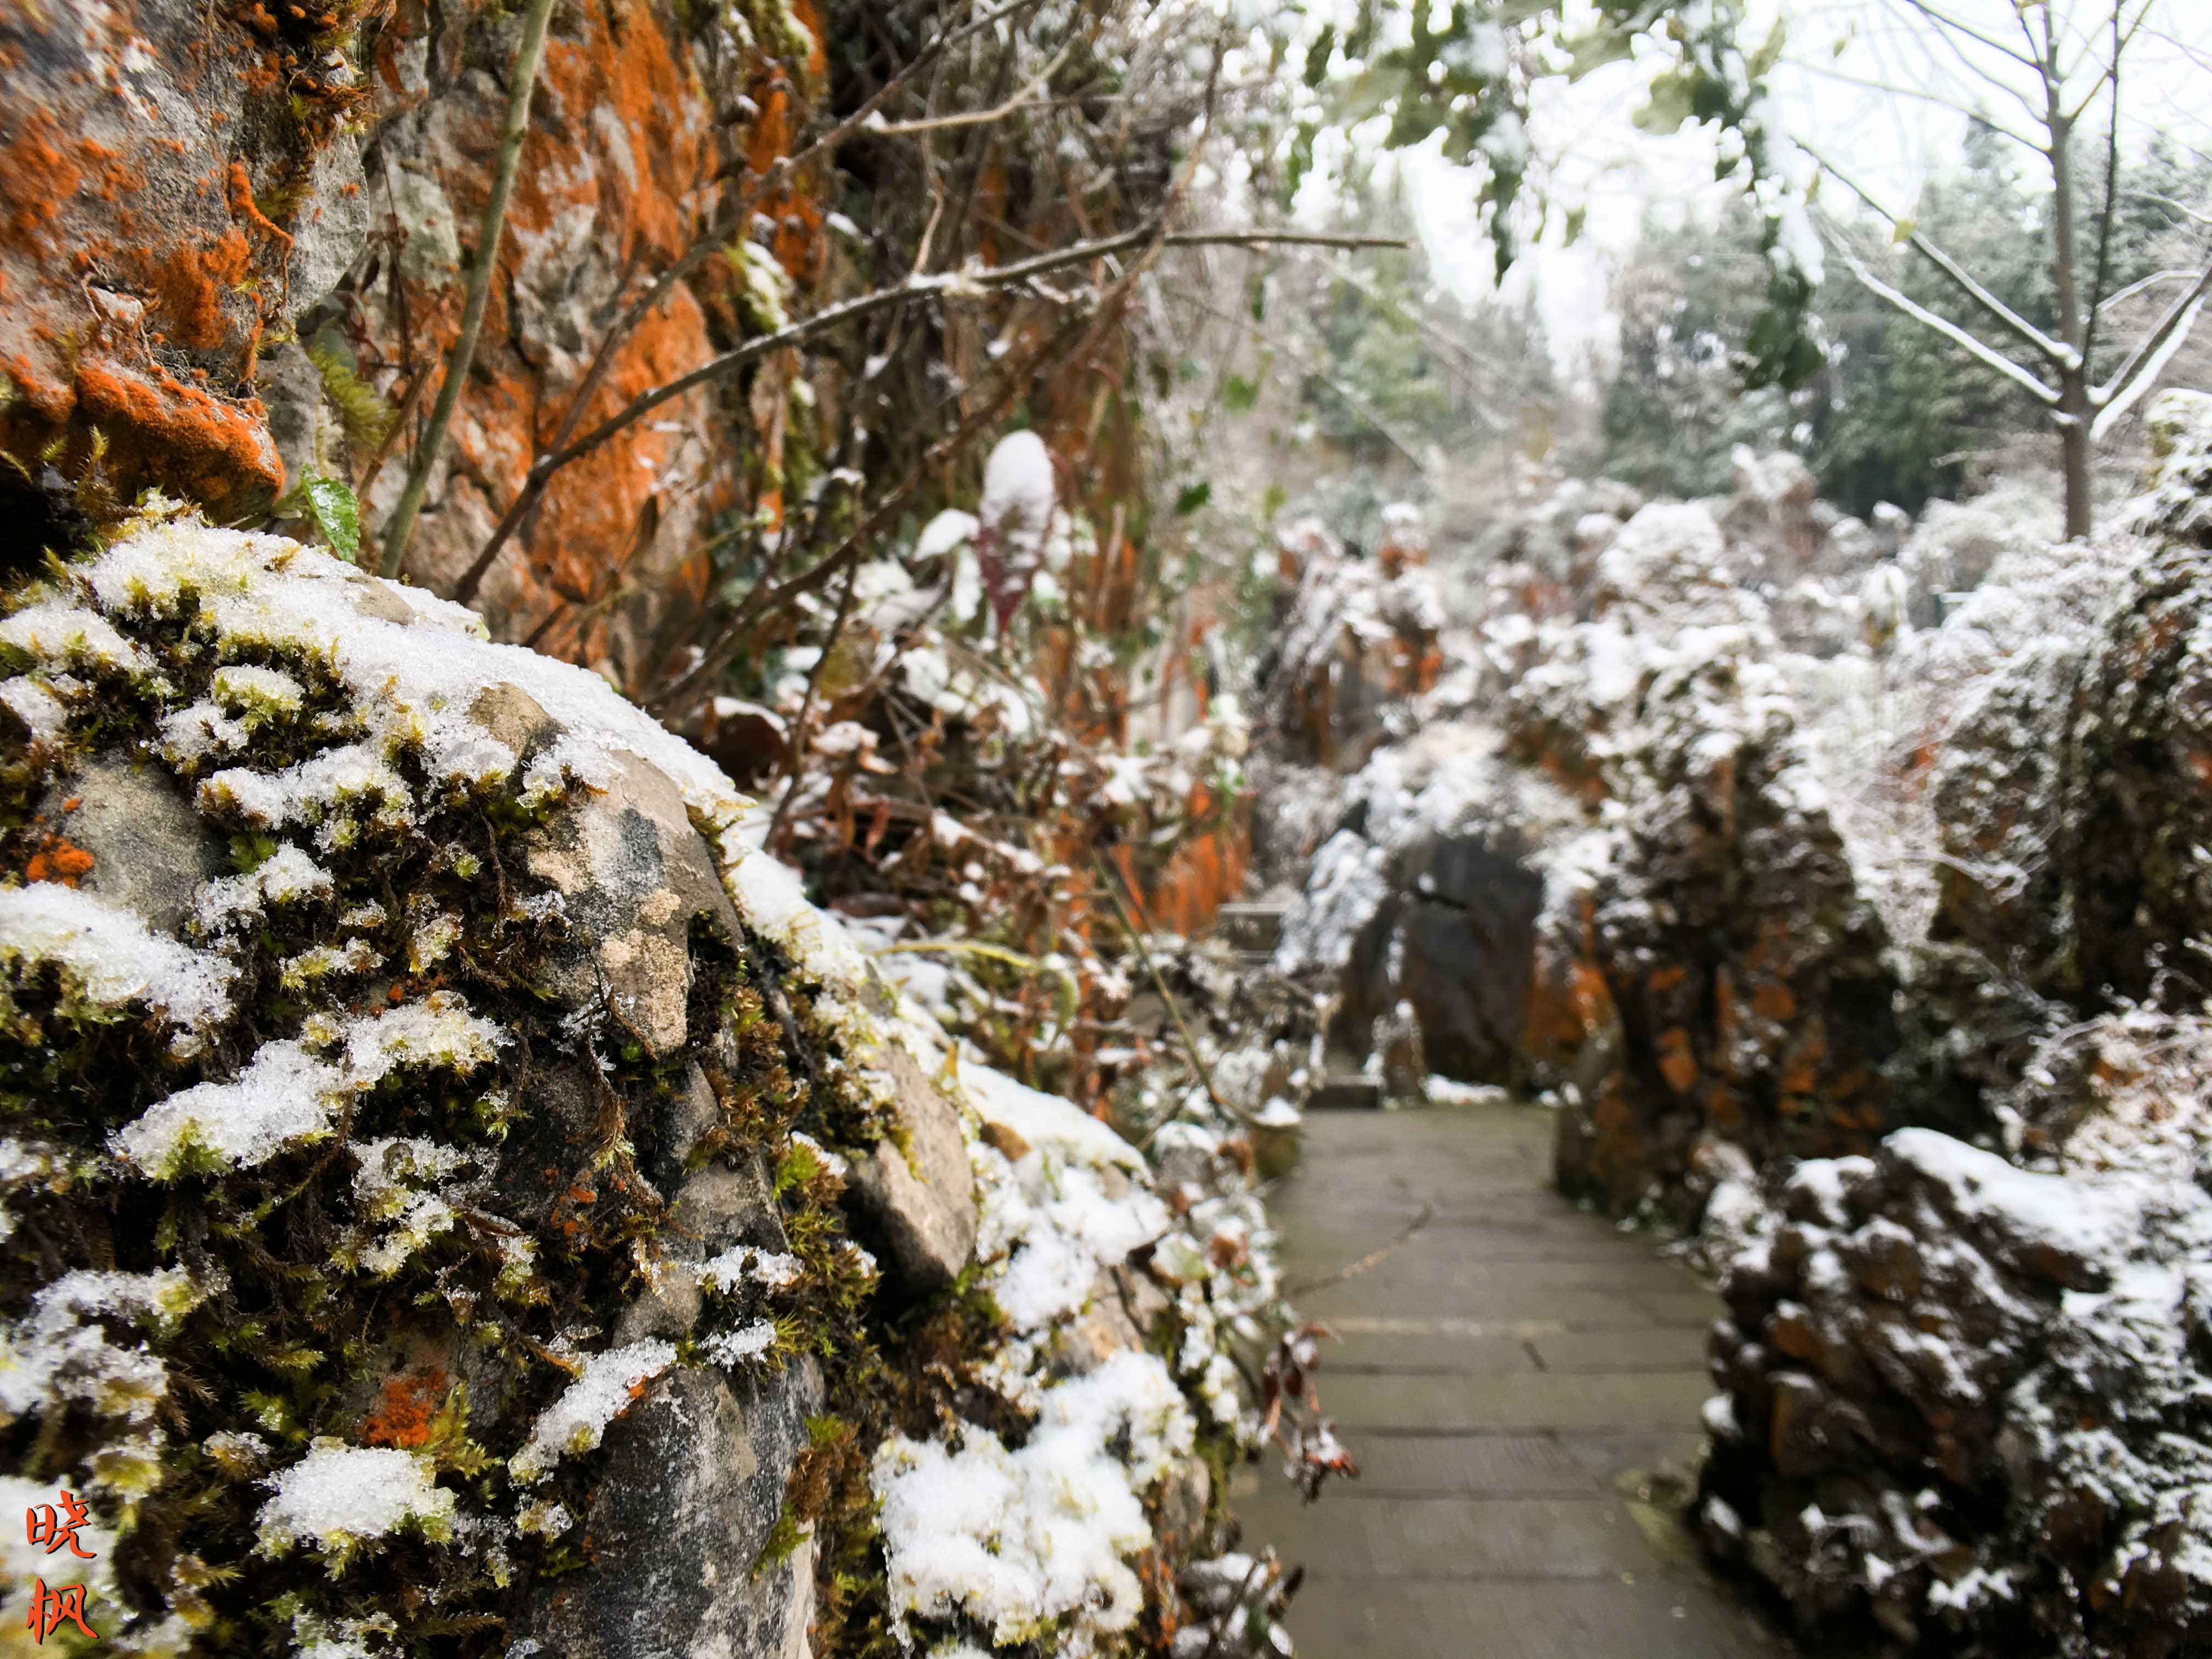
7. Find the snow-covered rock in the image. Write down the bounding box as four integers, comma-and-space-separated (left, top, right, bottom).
0, 506, 1265, 1659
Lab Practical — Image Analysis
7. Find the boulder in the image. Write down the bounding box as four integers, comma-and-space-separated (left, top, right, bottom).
1699, 1070, 2212, 1655
520, 1364, 823, 1659
0, 516, 835, 1659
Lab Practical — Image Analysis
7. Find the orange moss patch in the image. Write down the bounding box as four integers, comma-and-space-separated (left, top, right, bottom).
361, 1369, 449, 1448
1655, 1026, 1698, 1095
1750, 978, 1797, 1023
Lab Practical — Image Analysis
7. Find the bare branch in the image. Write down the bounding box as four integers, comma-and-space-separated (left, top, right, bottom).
2091, 294, 2205, 441
2092, 261, 2212, 407
504, 0, 1039, 559
2125, 190, 2212, 229
1812, 148, 2079, 370
2081, 2, 2126, 369
2064, 0, 2160, 121
1892, 0, 2042, 71
452, 225, 1400, 605
2096, 267, 2210, 314
1791, 60, 2044, 148
1829, 234, 2063, 405
864, 36, 1074, 137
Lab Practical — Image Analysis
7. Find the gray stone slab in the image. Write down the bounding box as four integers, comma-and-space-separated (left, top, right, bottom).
1299, 1280, 1686, 1331
1319, 1370, 1716, 1432
1272, 1577, 1787, 1659
1234, 1494, 1666, 1580
1237, 1101, 1789, 1657
1324, 1433, 1598, 1497
1531, 1328, 1716, 1374
1316, 1330, 1540, 1374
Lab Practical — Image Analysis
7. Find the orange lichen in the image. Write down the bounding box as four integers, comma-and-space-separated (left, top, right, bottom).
25, 836, 94, 887
0, 108, 86, 250
360, 1369, 449, 1448
147, 228, 253, 351
74, 354, 283, 503
226, 161, 294, 253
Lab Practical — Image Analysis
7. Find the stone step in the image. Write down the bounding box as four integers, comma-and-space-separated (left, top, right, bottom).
1308, 1073, 1384, 1111
1215, 900, 1289, 955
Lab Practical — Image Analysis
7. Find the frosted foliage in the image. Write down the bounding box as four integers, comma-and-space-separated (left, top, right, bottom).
699, 1320, 776, 1366
979, 431, 1056, 561
509, 1340, 678, 1483
113, 1041, 343, 1178
81, 520, 741, 827
114, 990, 503, 1178
1272, 830, 1386, 977
0, 1267, 204, 1427
0, 882, 236, 1029
256, 1442, 455, 1558
0, 676, 67, 743
701, 1244, 802, 1292
874, 1351, 1194, 1654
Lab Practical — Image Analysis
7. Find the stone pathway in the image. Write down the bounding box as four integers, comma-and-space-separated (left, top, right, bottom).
1231, 1104, 1790, 1659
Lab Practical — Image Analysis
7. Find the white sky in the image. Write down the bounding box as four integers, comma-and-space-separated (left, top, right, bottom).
1398, 0, 2212, 377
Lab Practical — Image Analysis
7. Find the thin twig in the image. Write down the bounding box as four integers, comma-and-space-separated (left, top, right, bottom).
1086, 844, 1251, 1133
450, 0, 1039, 602
379, 0, 557, 578
645, 215, 1190, 718
454, 230, 1406, 603
764, 552, 863, 846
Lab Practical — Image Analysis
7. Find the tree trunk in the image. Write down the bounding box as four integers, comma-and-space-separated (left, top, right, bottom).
2059, 396, 2095, 541
2044, 46, 2092, 542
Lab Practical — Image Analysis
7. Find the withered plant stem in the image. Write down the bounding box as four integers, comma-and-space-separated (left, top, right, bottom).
379, 0, 557, 578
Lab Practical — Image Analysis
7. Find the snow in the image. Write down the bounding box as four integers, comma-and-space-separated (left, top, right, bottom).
348, 1138, 471, 1277
0, 881, 237, 1029
0, 1267, 204, 1427
873, 1350, 1194, 1654
701, 1320, 777, 1367
115, 992, 504, 1178
113, 1040, 343, 1179
509, 1339, 678, 1483
964, 1063, 1144, 1172
0, 599, 151, 675
701, 1244, 802, 1292
191, 843, 334, 934
256, 1442, 455, 1558
341, 991, 504, 1085
978, 432, 1057, 560
81, 518, 743, 832
0, 676, 67, 742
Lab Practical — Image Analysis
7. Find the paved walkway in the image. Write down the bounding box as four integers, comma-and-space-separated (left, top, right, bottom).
1232, 1104, 1790, 1659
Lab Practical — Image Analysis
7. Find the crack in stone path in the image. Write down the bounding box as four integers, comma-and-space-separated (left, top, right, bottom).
1233, 1104, 1793, 1658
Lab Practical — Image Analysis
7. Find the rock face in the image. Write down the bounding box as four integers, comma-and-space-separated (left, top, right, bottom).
1683, 399, 2212, 1656
845, 1042, 979, 1293
520, 1364, 822, 1659
1266, 462, 1910, 1201
335, 0, 817, 674
1263, 516, 1443, 771
1923, 395, 2212, 1013
0, 0, 367, 514
1, 0, 825, 681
